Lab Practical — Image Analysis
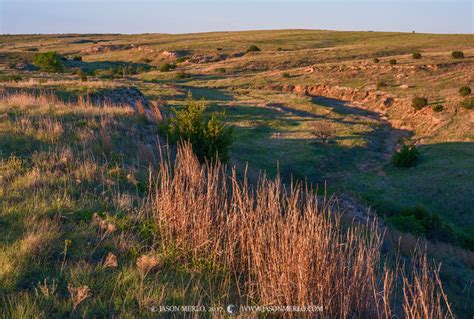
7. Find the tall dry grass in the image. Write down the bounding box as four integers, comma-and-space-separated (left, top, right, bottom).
152, 143, 455, 318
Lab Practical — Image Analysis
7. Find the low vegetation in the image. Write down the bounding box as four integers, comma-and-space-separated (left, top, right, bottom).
33, 51, 63, 72
460, 96, 474, 109
412, 97, 428, 110
451, 51, 464, 59
458, 86, 471, 97
391, 144, 420, 168
412, 52, 422, 59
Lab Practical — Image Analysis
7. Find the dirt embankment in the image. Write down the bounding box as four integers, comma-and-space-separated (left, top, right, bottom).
266, 83, 464, 140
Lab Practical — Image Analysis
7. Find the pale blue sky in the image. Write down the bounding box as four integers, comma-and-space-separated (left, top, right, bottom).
1, 0, 472, 34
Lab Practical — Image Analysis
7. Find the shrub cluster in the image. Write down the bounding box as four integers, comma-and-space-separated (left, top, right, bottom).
458, 86, 471, 97
388, 206, 454, 242
412, 97, 428, 110
412, 52, 422, 59
33, 51, 64, 72
282, 72, 291, 78
432, 104, 444, 112
373, 57, 380, 63
391, 144, 420, 168
451, 51, 464, 59
389, 59, 397, 65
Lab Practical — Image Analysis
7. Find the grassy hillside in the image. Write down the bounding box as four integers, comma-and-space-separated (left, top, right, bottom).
1, 30, 473, 317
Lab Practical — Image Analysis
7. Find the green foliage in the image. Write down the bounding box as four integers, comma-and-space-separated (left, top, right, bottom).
451, 51, 464, 59
412, 52, 422, 59
391, 144, 420, 168
176, 71, 189, 79
432, 104, 444, 112
282, 72, 291, 78
216, 67, 226, 73
167, 93, 234, 162
0, 74, 22, 82
412, 97, 428, 110
72, 55, 82, 61
460, 97, 474, 110
389, 59, 397, 65
33, 52, 63, 72
159, 63, 177, 72
176, 56, 189, 63
373, 58, 380, 63
388, 206, 455, 242
246, 45, 261, 53
458, 86, 471, 97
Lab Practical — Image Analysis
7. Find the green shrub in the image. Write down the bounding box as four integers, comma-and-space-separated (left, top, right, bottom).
388, 206, 455, 242
216, 67, 226, 73
391, 144, 420, 168
432, 104, 444, 112
412, 52, 422, 59
376, 80, 387, 89
26, 47, 38, 52
282, 72, 291, 78
176, 71, 189, 79
246, 45, 261, 53
459, 86, 471, 97
33, 51, 63, 72
373, 58, 380, 63
389, 59, 397, 65
451, 51, 464, 59
176, 56, 189, 63
167, 93, 234, 162
72, 55, 82, 61
160, 63, 177, 72
460, 97, 474, 109
0, 74, 22, 82
412, 97, 428, 110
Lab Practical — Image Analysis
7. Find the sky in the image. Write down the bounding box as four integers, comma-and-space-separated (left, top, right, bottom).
0, 0, 473, 35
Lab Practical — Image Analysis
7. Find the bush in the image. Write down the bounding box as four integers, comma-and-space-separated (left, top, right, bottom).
459, 86, 471, 97
176, 71, 189, 79
392, 144, 420, 168
0, 74, 22, 82
412, 97, 428, 110
160, 63, 177, 72
216, 67, 226, 73
246, 45, 261, 53
282, 72, 291, 78
432, 104, 444, 112
388, 206, 455, 242
389, 59, 397, 65
33, 51, 63, 72
460, 97, 474, 109
72, 55, 82, 61
167, 93, 234, 162
412, 52, 422, 59
376, 80, 387, 89
176, 56, 189, 63
451, 51, 464, 59
373, 58, 380, 63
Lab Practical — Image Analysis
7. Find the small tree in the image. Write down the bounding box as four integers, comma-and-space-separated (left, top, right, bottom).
167, 93, 234, 162
312, 122, 335, 144
412, 97, 428, 110
459, 86, 471, 97
451, 51, 464, 59
392, 144, 420, 168
33, 52, 63, 72
412, 52, 422, 59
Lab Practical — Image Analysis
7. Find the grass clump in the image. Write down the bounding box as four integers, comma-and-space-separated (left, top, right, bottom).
451, 51, 464, 59
373, 57, 380, 63
432, 104, 444, 112
376, 80, 387, 89
389, 59, 397, 65
282, 72, 291, 78
33, 52, 64, 72
392, 144, 420, 168
412, 52, 422, 59
412, 97, 428, 110
166, 93, 234, 162
216, 67, 226, 73
460, 97, 474, 109
458, 86, 471, 97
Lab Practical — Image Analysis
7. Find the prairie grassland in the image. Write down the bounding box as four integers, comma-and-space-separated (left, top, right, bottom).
0, 92, 458, 318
